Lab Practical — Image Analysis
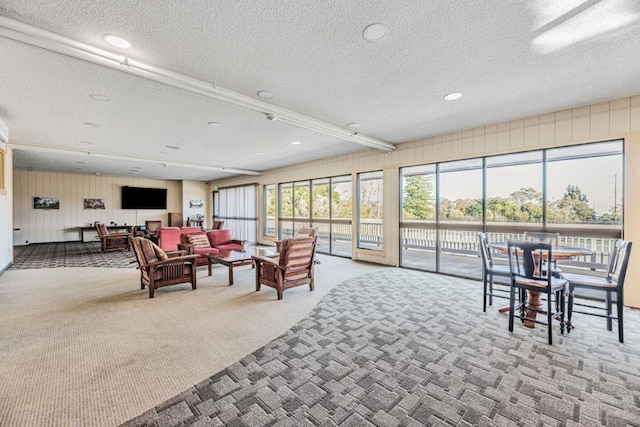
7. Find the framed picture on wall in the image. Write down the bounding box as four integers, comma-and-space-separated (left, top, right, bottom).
84, 198, 106, 209
189, 199, 204, 208
33, 197, 60, 209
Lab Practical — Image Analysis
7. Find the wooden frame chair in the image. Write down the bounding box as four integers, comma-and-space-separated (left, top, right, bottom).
95, 222, 131, 252
253, 236, 317, 300
131, 237, 199, 298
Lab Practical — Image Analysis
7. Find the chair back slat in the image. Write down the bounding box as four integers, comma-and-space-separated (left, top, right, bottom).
478, 232, 494, 270
608, 240, 632, 289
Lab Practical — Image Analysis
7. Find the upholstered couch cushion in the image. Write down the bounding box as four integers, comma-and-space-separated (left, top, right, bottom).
157, 227, 181, 251
206, 230, 243, 251
207, 229, 232, 246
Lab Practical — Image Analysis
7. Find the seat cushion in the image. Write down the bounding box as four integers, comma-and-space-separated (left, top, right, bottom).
215, 243, 243, 252
207, 230, 232, 247
193, 247, 220, 256
188, 233, 211, 248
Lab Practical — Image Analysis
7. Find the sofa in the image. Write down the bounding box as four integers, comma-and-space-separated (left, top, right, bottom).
178, 229, 246, 267
157, 226, 203, 252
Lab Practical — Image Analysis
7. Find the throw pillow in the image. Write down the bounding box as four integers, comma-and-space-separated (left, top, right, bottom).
188, 233, 211, 248
151, 241, 169, 261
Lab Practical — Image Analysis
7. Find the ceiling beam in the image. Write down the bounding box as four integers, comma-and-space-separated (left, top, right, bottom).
0, 16, 396, 152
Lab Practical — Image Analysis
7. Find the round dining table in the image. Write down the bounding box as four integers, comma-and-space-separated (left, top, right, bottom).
488, 242, 594, 328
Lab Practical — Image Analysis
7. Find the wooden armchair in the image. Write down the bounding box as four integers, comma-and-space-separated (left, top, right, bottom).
95, 223, 131, 252
131, 237, 199, 298
253, 235, 317, 300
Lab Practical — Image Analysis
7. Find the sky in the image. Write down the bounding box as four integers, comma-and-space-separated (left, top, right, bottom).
439, 155, 622, 216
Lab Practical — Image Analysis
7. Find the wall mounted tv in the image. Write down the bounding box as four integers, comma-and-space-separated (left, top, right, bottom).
121, 186, 167, 210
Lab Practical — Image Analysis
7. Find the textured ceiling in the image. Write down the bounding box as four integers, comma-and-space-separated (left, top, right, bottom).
1, 0, 640, 181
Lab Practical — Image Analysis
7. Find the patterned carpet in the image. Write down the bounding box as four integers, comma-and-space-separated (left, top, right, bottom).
122, 269, 640, 427
11, 242, 136, 269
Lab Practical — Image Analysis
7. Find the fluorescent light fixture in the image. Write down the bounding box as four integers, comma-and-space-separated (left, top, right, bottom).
0, 16, 395, 152
104, 34, 131, 49
257, 90, 273, 99
208, 121, 222, 127
531, 0, 640, 54
9, 141, 263, 176
346, 123, 360, 128
290, 141, 301, 145
444, 92, 462, 101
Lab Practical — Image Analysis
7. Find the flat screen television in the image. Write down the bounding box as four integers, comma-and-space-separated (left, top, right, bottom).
121, 186, 167, 209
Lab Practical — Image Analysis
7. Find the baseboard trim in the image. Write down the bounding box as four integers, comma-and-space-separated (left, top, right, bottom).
0, 261, 13, 276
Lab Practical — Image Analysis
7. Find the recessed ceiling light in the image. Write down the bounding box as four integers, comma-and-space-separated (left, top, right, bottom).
104, 34, 131, 49
84, 122, 101, 128
290, 141, 301, 145
89, 94, 110, 101
208, 121, 222, 127
444, 92, 463, 101
166, 145, 180, 150
80, 140, 94, 145
363, 23, 388, 41
255, 152, 264, 156
346, 123, 360, 129
257, 91, 273, 99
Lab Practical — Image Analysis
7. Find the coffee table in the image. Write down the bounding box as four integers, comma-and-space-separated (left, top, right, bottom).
207, 246, 276, 285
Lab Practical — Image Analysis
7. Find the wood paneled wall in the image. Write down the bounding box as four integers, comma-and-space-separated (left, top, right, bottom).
12, 171, 182, 245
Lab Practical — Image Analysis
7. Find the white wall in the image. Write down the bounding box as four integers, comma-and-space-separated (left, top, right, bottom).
182, 180, 210, 228
12, 171, 182, 244
211, 95, 640, 307
0, 147, 13, 272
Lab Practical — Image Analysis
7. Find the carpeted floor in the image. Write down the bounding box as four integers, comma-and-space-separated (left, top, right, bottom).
11, 242, 136, 269
123, 269, 640, 427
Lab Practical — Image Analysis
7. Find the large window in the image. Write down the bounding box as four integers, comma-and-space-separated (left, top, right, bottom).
486, 151, 543, 225
277, 175, 352, 257
438, 159, 483, 277
399, 140, 623, 279
216, 184, 257, 242
546, 141, 623, 226
358, 171, 383, 251
263, 184, 275, 237
400, 164, 436, 270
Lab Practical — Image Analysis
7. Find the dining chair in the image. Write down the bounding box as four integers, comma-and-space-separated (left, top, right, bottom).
478, 232, 511, 312
507, 240, 568, 345
523, 231, 562, 274
563, 240, 632, 343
